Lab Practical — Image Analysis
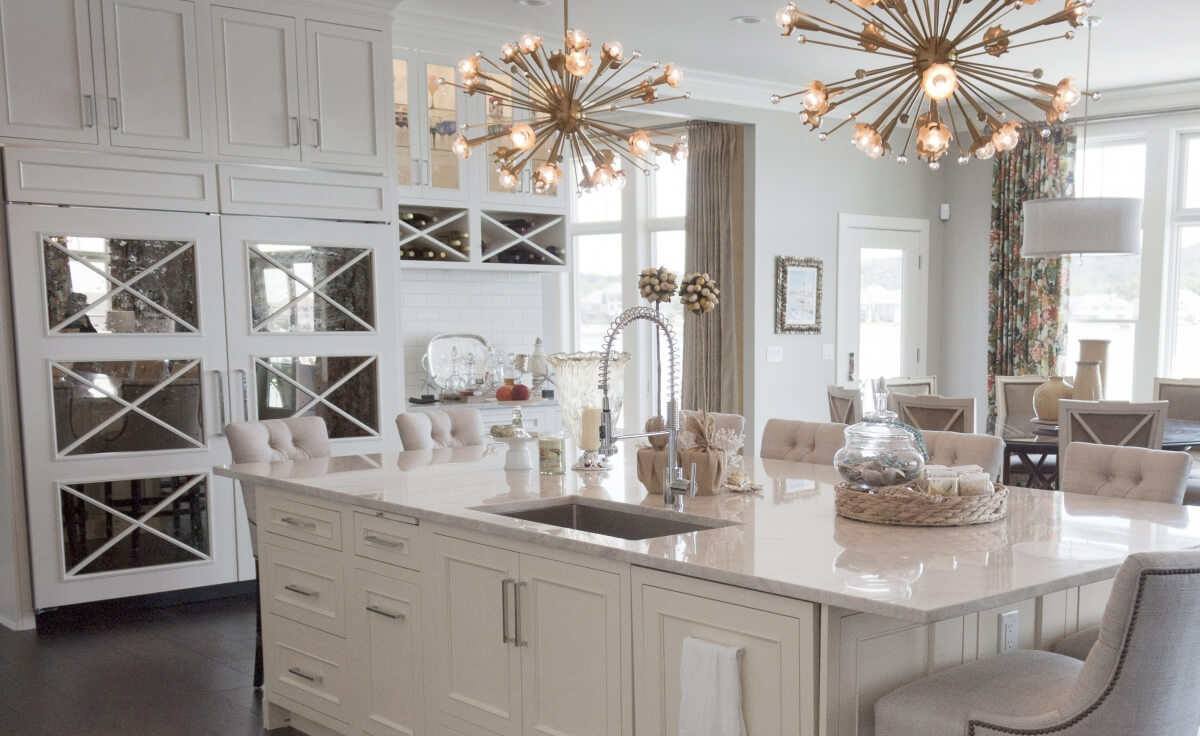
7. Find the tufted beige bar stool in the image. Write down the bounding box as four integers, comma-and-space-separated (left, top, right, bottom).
396, 407, 486, 450
225, 416, 330, 689
921, 430, 1004, 479
759, 419, 846, 465
1060, 442, 1191, 504
875, 549, 1200, 736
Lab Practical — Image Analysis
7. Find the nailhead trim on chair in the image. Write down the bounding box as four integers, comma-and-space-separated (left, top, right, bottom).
967, 567, 1200, 735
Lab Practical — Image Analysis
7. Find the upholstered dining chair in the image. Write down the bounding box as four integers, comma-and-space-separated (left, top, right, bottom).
827, 385, 863, 425
884, 375, 937, 412
874, 548, 1200, 736
759, 419, 845, 465
1152, 377, 1200, 505
395, 407, 486, 450
994, 375, 1047, 427
921, 430, 1004, 480
894, 395, 975, 434
225, 416, 331, 689
1059, 442, 1191, 503
1057, 400, 1168, 458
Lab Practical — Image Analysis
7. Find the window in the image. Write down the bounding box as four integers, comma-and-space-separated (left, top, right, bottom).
1168, 133, 1200, 378
570, 145, 688, 424
1063, 140, 1146, 399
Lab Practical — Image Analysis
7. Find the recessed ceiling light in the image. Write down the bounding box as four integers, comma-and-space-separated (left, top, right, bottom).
730, 15, 763, 24
516, 0, 551, 6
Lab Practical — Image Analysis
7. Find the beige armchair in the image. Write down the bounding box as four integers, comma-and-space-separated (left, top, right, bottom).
894, 395, 975, 433
396, 408, 486, 450
827, 385, 863, 425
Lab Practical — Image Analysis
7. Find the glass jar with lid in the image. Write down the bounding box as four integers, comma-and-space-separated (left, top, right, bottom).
833, 379, 927, 491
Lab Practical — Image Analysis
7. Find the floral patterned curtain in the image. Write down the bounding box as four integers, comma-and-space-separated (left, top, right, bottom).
987, 126, 1076, 419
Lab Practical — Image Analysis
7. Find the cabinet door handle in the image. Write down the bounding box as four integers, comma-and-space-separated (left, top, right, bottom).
214, 369, 227, 436
289, 116, 299, 146
108, 97, 121, 131
421, 159, 431, 186
287, 667, 322, 684
312, 118, 322, 148
363, 533, 403, 549
501, 577, 514, 644
283, 583, 317, 597
514, 580, 527, 647
366, 604, 405, 620
82, 94, 95, 128
236, 369, 249, 421
279, 516, 316, 530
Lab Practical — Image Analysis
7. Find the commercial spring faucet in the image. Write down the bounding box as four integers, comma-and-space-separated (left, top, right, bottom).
597, 306, 695, 508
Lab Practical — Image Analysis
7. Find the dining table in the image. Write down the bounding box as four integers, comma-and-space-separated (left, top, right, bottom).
993, 414, 1200, 489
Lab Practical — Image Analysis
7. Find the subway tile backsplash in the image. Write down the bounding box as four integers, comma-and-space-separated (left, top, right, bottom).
399, 269, 547, 398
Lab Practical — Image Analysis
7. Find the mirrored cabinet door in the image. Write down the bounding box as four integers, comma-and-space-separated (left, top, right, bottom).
220, 216, 399, 455
6, 204, 239, 609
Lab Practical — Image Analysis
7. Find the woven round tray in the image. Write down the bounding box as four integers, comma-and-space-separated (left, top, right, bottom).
835, 482, 1008, 527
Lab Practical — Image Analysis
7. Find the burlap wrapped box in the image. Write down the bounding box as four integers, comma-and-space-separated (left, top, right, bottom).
637, 446, 669, 493
679, 413, 727, 496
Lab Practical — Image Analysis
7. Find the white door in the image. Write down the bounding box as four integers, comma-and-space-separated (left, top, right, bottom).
519, 554, 623, 736
836, 214, 929, 394
99, 0, 203, 152
350, 567, 424, 736
211, 5, 302, 162
6, 204, 237, 609
430, 534, 523, 736
304, 20, 387, 169
219, 216, 399, 455
0, 0, 99, 144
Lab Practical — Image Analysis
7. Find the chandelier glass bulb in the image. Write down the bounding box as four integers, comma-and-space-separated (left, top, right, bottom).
443, 0, 688, 195
771, 0, 1095, 165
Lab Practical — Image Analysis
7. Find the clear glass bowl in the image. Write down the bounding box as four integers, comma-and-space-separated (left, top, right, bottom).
834, 413, 925, 491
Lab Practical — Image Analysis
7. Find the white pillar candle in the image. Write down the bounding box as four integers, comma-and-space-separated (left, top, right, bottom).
580, 406, 602, 451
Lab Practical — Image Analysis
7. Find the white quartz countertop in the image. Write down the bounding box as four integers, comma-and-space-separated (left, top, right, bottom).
215, 444, 1200, 623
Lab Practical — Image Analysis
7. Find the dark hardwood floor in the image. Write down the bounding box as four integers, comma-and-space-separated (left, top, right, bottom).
0, 593, 297, 736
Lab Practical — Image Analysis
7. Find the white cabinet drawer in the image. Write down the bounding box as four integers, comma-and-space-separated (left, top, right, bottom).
259, 490, 343, 550
353, 511, 418, 570
265, 614, 350, 726
262, 542, 345, 636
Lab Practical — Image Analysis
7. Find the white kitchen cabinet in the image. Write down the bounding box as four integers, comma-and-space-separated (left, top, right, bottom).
429, 532, 627, 736
0, 0, 99, 144
633, 567, 818, 736
393, 49, 469, 202
100, 0, 203, 152
211, 6, 301, 161
350, 566, 424, 736
212, 7, 387, 169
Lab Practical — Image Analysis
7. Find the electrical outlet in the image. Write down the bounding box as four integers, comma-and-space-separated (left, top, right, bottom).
767, 345, 784, 363
998, 610, 1019, 653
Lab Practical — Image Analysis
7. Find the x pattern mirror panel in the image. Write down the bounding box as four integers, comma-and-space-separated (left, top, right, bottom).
43, 235, 199, 334
248, 242, 375, 333
51, 359, 205, 456
254, 354, 379, 438
59, 473, 211, 578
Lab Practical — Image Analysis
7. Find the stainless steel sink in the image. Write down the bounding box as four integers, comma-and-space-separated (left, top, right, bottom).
473, 498, 737, 540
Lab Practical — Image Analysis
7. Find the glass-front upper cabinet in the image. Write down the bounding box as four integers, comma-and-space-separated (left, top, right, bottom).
474, 93, 569, 209
394, 49, 469, 202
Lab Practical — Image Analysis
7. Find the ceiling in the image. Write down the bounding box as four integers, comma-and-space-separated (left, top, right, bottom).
394, 1, 1200, 108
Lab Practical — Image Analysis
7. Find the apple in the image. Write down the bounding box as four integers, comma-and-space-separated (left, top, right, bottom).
511, 384, 531, 401
496, 384, 514, 401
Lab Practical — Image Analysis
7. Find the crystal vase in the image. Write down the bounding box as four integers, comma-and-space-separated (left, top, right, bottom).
546, 351, 631, 469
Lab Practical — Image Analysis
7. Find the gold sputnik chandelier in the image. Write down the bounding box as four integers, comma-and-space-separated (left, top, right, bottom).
442, 0, 689, 195
772, 0, 1097, 168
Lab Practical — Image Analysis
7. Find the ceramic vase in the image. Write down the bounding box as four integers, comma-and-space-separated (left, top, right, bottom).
1072, 361, 1103, 401
1078, 339, 1110, 398
1033, 376, 1073, 422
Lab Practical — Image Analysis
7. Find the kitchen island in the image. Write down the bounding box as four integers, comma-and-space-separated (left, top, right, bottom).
216, 445, 1200, 736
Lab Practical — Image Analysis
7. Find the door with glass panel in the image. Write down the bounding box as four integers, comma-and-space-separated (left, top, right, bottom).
7, 204, 238, 609
836, 215, 929, 393
393, 50, 469, 201
219, 217, 398, 463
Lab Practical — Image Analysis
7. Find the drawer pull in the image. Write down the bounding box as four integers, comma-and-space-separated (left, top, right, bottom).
366, 604, 406, 620
363, 533, 404, 549
283, 584, 317, 598
280, 516, 317, 530
287, 666, 322, 684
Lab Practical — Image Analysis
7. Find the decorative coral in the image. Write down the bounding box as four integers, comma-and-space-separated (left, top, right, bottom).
638, 266, 678, 304
680, 272, 720, 314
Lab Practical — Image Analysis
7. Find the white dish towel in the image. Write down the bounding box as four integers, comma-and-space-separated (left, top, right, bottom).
678, 636, 747, 736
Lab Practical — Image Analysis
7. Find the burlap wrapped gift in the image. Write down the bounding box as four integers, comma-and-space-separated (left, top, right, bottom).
636, 416, 670, 493
679, 413, 727, 496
